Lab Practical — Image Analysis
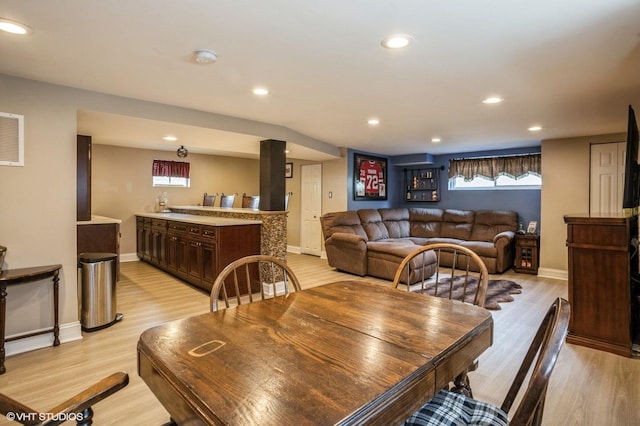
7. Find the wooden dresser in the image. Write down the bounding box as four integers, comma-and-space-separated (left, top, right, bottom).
564, 214, 639, 357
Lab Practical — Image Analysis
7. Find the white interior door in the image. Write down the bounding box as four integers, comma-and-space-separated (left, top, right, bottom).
590, 142, 625, 215
300, 164, 322, 256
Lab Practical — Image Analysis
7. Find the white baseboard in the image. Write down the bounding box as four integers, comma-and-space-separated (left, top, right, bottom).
287, 245, 301, 254
5, 321, 83, 357
263, 281, 286, 297
120, 252, 139, 262
537, 267, 568, 281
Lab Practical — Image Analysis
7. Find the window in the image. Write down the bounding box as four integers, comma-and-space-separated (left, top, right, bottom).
152, 160, 190, 188
448, 153, 541, 190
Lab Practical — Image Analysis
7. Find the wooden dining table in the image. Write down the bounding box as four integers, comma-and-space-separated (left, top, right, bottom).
137, 280, 493, 425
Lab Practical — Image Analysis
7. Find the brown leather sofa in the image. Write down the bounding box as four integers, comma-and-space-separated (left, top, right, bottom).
321, 208, 518, 281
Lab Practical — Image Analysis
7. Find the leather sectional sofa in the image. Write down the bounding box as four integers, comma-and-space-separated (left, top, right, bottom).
321, 208, 518, 282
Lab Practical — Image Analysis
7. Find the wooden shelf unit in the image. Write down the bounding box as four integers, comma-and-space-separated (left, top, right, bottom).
404, 167, 440, 202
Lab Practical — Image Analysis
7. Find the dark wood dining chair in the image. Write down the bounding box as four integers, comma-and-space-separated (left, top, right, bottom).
210, 255, 302, 312
392, 242, 489, 396
0, 371, 129, 425
241, 193, 260, 209
402, 297, 570, 426
218, 192, 236, 208
202, 192, 217, 206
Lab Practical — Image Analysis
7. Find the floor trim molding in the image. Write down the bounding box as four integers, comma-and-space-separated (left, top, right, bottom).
6, 321, 82, 357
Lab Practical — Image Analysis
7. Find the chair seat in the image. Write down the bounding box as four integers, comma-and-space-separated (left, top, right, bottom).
403, 389, 508, 426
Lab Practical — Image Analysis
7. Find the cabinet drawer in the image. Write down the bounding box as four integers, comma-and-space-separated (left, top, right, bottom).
167, 221, 187, 233
152, 219, 167, 229
201, 226, 217, 239
517, 237, 538, 247
188, 225, 202, 236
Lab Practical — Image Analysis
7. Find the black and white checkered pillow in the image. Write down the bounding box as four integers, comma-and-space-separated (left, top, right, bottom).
403, 389, 508, 426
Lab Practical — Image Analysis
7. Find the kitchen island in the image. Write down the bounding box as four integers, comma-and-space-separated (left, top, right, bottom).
135, 212, 261, 292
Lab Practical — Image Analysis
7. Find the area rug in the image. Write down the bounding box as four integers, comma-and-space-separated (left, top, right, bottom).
412, 276, 522, 310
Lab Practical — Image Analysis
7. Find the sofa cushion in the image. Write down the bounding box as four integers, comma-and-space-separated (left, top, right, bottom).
380, 208, 410, 238
469, 210, 518, 242
409, 208, 444, 238
358, 209, 390, 241
321, 211, 368, 240
459, 240, 498, 258
440, 209, 474, 240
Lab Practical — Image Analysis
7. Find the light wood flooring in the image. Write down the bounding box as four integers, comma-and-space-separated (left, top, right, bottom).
1, 254, 639, 425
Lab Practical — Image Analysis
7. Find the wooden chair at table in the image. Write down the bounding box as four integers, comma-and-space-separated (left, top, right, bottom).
392, 242, 489, 396
0, 371, 129, 425
241, 193, 260, 209
218, 192, 236, 208
210, 255, 302, 312
202, 192, 217, 207
403, 297, 570, 426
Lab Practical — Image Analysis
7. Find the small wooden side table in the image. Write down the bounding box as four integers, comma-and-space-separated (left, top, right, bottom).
514, 234, 540, 274
0, 264, 62, 374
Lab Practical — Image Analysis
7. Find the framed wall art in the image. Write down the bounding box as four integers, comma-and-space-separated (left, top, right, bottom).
285, 162, 293, 178
353, 153, 387, 200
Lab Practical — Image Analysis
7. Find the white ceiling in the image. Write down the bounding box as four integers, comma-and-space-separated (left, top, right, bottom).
1, 0, 639, 161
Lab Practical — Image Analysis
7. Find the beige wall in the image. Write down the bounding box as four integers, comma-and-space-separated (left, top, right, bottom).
92, 144, 261, 255
540, 132, 625, 274
0, 76, 79, 337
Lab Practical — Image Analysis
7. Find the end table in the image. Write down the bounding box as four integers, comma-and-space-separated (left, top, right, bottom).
514, 233, 540, 274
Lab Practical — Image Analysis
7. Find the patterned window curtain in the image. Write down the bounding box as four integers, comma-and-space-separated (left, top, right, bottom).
448, 153, 541, 182
152, 160, 190, 178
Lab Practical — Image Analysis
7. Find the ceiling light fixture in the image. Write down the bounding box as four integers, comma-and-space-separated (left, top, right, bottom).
194, 49, 217, 64
252, 87, 269, 96
163, 136, 178, 141
0, 18, 31, 35
368, 118, 380, 125
381, 34, 414, 49
528, 125, 543, 132
176, 145, 188, 158
482, 97, 504, 104
431, 137, 441, 143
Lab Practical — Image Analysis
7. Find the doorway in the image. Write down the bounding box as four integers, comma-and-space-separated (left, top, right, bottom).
300, 164, 322, 256
590, 142, 625, 215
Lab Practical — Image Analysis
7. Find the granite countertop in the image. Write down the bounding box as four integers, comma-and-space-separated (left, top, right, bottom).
136, 212, 262, 226
77, 215, 122, 225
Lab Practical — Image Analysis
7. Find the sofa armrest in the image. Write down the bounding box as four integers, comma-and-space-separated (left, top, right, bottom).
493, 230, 515, 247
328, 232, 367, 246
325, 233, 368, 276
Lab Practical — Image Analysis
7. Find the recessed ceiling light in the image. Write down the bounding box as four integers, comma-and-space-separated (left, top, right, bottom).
381, 34, 414, 49
163, 136, 179, 141
252, 88, 269, 96
194, 49, 217, 64
528, 125, 543, 132
368, 118, 380, 125
431, 137, 441, 143
0, 18, 31, 35
482, 97, 504, 104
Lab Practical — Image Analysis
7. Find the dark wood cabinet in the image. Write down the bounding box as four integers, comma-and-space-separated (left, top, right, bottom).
564, 214, 638, 357
137, 215, 260, 292
166, 221, 188, 278
77, 219, 120, 277
403, 167, 440, 202
514, 233, 539, 274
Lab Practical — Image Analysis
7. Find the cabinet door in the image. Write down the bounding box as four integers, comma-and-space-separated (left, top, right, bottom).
187, 239, 203, 281
201, 240, 217, 288
167, 232, 188, 276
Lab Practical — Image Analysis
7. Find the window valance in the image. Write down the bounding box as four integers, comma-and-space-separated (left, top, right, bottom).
448, 153, 541, 182
152, 160, 190, 178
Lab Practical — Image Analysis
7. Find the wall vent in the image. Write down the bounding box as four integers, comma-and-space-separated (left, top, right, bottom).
0, 112, 24, 166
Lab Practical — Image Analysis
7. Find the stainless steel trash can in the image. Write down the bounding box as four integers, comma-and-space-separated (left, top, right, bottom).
78, 252, 122, 331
